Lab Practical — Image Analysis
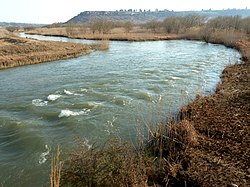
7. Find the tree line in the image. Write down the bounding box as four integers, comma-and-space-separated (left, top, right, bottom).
63, 14, 250, 36
144, 15, 250, 34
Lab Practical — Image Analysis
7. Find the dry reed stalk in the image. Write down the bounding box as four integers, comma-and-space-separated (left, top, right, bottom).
50, 146, 62, 187
98, 39, 110, 50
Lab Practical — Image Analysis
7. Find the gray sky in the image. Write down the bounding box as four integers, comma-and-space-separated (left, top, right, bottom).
0, 0, 249, 24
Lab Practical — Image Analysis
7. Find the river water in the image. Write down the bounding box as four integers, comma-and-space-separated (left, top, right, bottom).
0, 33, 240, 186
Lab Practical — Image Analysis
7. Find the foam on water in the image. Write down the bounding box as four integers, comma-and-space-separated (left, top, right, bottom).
47, 94, 61, 101
58, 109, 90, 118
191, 69, 199, 73
38, 144, 50, 164
81, 88, 88, 92
32, 99, 48, 107
170, 76, 181, 80
81, 138, 92, 149
64, 89, 83, 96
64, 89, 73, 95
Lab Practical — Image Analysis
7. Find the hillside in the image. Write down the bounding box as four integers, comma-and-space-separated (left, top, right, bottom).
67, 9, 250, 24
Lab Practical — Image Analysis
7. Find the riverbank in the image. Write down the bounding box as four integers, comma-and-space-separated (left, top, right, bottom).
146, 34, 250, 186
0, 29, 108, 70
25, 26, 180, 41
180, 32, 249, 185
149, 36, 249, 186
179, 51, 250, 186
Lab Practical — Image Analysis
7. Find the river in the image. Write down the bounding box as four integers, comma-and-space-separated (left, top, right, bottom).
0, 33, 241, 186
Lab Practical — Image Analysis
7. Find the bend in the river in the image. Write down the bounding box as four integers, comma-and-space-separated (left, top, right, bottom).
0, 33, 241, 186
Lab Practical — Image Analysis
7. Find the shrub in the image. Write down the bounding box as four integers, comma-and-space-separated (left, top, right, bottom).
91, 40, 110, 51
60, 138, 149, 187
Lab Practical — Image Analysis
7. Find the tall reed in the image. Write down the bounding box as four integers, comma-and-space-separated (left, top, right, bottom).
50, 146, 62, 187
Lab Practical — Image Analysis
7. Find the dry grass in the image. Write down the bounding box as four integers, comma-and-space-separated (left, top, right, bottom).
91, 39, 110, 51
0, 27, 114, 70
144, 120, 199, 184
28, 27, 68, 37
0, 28, 14, 38
209, 29, 245, 47
27, 26, 178, 41
0, 36, 105, 70
50, 146, 62, 187
60, 138, 149, 187
53, 118, 199, 187
179, 60, 250, 186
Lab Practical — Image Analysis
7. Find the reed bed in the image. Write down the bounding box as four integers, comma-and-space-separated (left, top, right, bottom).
0, 34, 102, 70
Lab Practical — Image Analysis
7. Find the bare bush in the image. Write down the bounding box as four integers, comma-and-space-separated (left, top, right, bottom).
163, 17, 183, 34
123, 21, 133, 33
92, 40, 110, 51
163, 16, 184, 34
240, 16, 250, 34
183, 14, 206, 28
65, 23, 75, 37
199, 26, 213, 42
60, 138, 149, 187
207, 15, 241, 30
145, 20, 162, 33
90, 18, 114, 34
5, 26, 19, 33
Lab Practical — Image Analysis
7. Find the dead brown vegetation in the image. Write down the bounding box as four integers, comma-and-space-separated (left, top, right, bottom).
53, 119, 200, 187
179, 61, 250, 186
26, 15, 250, 44
0, 36, 93, 69
50, 147, 62, 187
60, 138, 149, 187
0, 28, 110, 70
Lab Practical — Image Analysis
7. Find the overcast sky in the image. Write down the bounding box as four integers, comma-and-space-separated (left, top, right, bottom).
0, 0, 249, 24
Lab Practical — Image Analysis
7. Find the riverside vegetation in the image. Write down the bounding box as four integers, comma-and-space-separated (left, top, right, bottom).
1, 15, 250, 186
0, 29, 109, 70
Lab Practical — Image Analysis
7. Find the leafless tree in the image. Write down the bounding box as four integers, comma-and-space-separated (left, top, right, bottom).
6, 26, 19, 33
145, 20, 161, 33
163, 16, 184, 34
66, 23, 75, 36
207, 16, 242, 30
123, 21, 133, 33
240, 16, 250, 34
90, 18, 113, 34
